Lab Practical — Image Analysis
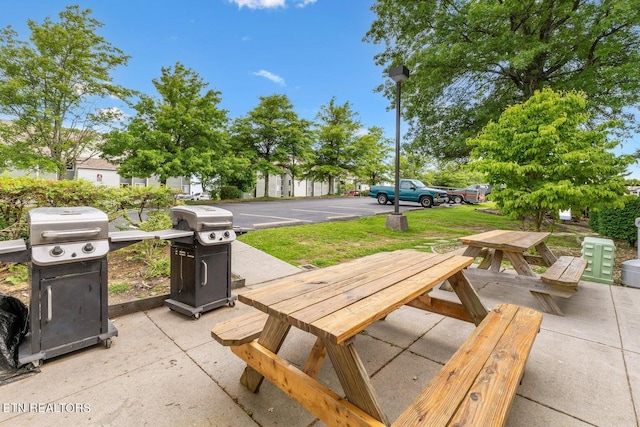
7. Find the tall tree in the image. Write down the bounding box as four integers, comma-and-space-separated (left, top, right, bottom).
0, 6, 131, 179
351, 126, 392, 186
308, 97, 362, 194
231, 94, 310, 197
468, 88, 633, 230
100, 62, 231, 188
366, 0, 640, 162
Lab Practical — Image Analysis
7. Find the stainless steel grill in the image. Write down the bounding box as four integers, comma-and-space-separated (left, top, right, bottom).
0, 206, 155, 367
11, 207, 118, 366
160, 205, 237, 319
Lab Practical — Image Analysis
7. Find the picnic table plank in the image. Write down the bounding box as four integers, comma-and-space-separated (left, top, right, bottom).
309, 255, 475, 344
239, 251, 412, 310
392, 304, 520, 425
541, 256, 587, 287
268, 251, 436, 318
284, 253, 458, 331
448, 305, 542, 425
460, 230, 550, 251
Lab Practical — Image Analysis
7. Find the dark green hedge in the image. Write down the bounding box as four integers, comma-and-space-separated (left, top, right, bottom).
220, 185, 241, 200
589, 196, 640, 245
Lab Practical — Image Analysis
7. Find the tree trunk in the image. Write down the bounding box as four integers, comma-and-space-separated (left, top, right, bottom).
290, 174, 295, 197
264, 172, 270, 197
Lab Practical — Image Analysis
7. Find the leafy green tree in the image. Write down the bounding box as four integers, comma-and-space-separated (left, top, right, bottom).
231, 94, 310, 197
366, 0, 640, 162
468, 88, 634, 230
352, 126, 392, 186
0, 5, 131, 179
100, 62, 231, 188
308, 97, 362, 194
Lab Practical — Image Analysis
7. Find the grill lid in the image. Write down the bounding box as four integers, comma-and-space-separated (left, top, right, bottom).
171, 205, 233, 232
28, 206, 109, 246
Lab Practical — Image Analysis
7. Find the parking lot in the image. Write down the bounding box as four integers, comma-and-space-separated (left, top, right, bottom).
219, 196, 454, 231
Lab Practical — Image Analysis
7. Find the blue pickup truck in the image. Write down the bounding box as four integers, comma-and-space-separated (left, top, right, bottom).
369, 179, 448, 208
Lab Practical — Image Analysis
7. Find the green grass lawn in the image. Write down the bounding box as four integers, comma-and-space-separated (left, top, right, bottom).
238, 204, 531, 267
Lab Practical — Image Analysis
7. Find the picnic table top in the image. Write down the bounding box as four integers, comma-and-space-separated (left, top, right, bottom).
458, 230, 551, 252
239, 249, 474, 344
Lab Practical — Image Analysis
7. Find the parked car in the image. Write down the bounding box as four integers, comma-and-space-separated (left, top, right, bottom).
344, 190, 360, 197
369, 179, 447, 208
448, 184, 492, 204
190, 192, 210, 201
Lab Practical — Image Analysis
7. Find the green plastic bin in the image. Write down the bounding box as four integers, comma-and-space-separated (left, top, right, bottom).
581, 237, 615, 285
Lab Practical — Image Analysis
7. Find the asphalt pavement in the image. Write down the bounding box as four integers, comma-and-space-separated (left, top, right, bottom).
219, 196, 452, 230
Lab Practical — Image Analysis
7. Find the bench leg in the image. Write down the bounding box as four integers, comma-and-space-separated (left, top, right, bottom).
241, 316, 291, 392
530, 291, 564, 316
324, 339, 389, 425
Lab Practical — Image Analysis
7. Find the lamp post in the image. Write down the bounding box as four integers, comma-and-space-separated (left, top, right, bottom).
385, 65, 410, 231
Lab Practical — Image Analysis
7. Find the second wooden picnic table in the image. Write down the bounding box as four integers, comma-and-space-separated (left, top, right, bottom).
457, 230, 587, 315
458, 229, 557, 275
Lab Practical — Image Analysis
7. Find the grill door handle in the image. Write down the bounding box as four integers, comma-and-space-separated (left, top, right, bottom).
41, 227, 102, 239
46, 286, 52, 322
200, 221, 233, 230
201, 260, 208, 286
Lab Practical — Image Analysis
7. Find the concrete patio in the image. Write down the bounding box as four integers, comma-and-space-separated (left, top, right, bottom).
1, 241, 639, 426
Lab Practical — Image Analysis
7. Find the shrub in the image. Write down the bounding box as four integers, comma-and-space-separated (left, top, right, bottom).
220, 185, 241, 200
589, 196, 640, 245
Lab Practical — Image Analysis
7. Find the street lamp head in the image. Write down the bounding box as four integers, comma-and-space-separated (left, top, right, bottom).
389, 65, 410, 83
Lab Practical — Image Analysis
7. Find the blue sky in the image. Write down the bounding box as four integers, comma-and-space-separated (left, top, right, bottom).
2, 0, 639, 178
1, 0, 395, 135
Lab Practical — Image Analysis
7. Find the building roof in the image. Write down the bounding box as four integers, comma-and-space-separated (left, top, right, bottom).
76, 157, 118, 171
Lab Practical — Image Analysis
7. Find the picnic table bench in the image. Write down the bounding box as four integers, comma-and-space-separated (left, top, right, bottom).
211, 250, 543, 426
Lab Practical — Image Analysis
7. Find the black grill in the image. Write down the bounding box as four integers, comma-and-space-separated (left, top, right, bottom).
160, 206, 237, 319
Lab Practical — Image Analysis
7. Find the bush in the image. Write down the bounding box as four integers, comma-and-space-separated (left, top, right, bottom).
589, 196, 640, 245
220, 185, 241, 200
0, 176, 176, 240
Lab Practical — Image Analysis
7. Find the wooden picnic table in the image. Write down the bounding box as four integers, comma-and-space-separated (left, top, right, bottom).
457, 230, 586, 316
228, 249, 489, 426
458, 230, 557, 275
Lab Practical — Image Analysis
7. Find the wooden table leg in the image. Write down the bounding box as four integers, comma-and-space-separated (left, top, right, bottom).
302, 337, 327, 378
241, 315, 291, 392
490, 249, 504, 272
448, 270, 489, 326
324, 339, 389, 425
477, 248, 494, 269
503, 252, 536, 277
535, 242, 558, 266
462, 246, 483, 258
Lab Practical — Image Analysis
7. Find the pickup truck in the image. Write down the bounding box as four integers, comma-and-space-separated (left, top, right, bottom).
447, 184, 491, 204
369, 179, 448, 208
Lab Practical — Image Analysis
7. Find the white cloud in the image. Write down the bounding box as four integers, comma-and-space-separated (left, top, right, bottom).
96, 107, 127, 122
228, 0, 316, 9
294, 0, 317, 8
252, 70, 286, 86
229, 0, 286, 9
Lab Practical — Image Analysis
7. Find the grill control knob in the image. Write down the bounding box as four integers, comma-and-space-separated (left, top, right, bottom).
83, 243, 95, 253
209, 232, 216, 240
224, 231, 230, 238
50, 246, 64, 257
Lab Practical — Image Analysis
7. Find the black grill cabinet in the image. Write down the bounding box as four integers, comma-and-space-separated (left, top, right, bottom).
163, 206, 237, 319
